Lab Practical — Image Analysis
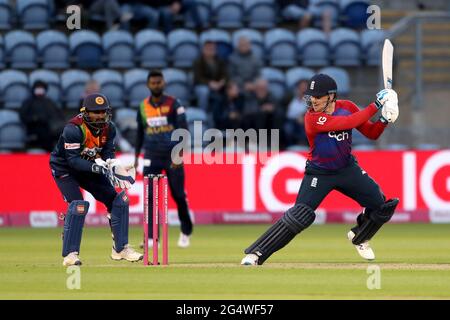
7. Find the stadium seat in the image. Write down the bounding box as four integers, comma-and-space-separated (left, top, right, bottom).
135, 29, 168, 69
340, 0, 370, 29
61, 69, 91, 109
0, 34, 4, 69
0, 70, 30, 109
360, 29, 385, 66
212, 0, 244, 29
310, 0, 340, 29
261, 67, 286, 102
114, 108, 138, 132
184, 0, 211, 28
232, 29, 264, 60
36, 30, 70, 68
318, 67, 350, 96
0, 0, 12, 30
92, 69, 125, 109
124, 69, 148, 108
244, 0, 276, 29
168, 29, 200, 68
29, 69, 61, 103
17, 0, 50, 30
0, 112, 26, 150
185, 107, 209, 149
102, 30, 135, 68
285, 67, 315, 89
69, 30, 103, 69
4, 30, 37, 69
264, 29, 297, 67
297, 28, 330, 67
200, 28, 232, 60
329, 28, 362, 66
163, 68, 190, 106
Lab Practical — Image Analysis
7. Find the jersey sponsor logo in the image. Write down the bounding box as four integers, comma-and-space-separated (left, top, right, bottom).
316, 116, 327, 125
147, 116, 168, 128
328, 131, 349, 141
64, 143, 81, 150
177, 106, 185, 115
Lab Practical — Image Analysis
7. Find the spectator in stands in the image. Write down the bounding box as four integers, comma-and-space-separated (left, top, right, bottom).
279, 0, 332, 33
79, 80, 101, 109
120, 1, 159, 30
283, 80, 308, 146
193, 41, 229, 113
243, 78, 285, 145
213, 81, 245, 130
19, 80, 65, 152
228, 37, 263, 96
154, 1, 205, 33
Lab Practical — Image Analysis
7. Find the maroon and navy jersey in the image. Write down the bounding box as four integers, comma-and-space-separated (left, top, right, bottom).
304, 100, 386, 170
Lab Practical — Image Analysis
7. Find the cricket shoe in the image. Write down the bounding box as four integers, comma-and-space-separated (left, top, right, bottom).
240, 253, 259, 266
177, 233, 190, 248
347, 231, 375, 261
63, 252, 82, 267
111, 245, 143, 262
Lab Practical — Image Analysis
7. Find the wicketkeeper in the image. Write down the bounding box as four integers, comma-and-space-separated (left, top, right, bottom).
241, 74, 400, 265
50, 93, 142, 266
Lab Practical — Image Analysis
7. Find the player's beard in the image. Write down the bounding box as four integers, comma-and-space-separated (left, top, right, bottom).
151, 88, 163, 98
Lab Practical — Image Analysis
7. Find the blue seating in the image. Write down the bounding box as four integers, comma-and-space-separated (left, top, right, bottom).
163, 68, 190, 106
0, 34, 4, 69
92, 69, 125, 108
0, 70, 30, 109
361, 29, 385, 66
232, 29, 264, 60
329, 28, 361, 66
61, 69, 91, 108
286, 67, 314, 89
0, 110, 26, 150
200, 29, 232, 60
244, 0, 276, 29
168, 29, 200, 68
0, 0, 12, 30
36, 30, 70, 68
261, 67, 286, 102
5, 30, 37, 69
69, 30, 103, 69
318, 67, 350, 96
297, 28, 329, 67
124, 69, 148, 108
185, 0, 211, 28
265, 28, 297, 67
103, 30, 135, 68
212, 0, 244, 29
340, 0, 370, 29
17, 0, 50, 30
135, 29, 167, 68
310, 0, 340, 29
115, 108, 138, 132
29, 69, 61, 102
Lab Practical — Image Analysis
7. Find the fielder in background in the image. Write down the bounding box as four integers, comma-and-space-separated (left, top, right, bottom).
241, 73, 400, 265
50, 93, 142, 266
134, 70, 193, 248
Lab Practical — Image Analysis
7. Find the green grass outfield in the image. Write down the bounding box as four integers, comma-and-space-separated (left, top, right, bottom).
1, 224, 450, 299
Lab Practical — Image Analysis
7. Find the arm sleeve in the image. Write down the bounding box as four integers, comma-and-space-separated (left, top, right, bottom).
174, 99, 188, 130
101, 123, 116, 160
305, 103, 379, 134
344, 101, 387, 140
62, 124, 95, 173
135, 110, 144, 157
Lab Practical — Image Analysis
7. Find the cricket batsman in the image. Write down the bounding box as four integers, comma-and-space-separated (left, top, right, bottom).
241, 73, 400, 265
50, 93, 143, 266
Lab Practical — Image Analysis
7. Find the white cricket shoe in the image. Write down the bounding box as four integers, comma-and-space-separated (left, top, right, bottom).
63, 252, 82, 267
177, 233, 190, 248
347, 231, 375, 261
240, 254, 259, 266
111, 244, 143, 262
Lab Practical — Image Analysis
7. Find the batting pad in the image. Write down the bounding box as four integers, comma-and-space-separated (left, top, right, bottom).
111, 191, 130, 252
62, 200, 89, 257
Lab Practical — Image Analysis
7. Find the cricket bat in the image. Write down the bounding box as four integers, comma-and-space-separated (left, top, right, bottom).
382, 39, 394, 119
